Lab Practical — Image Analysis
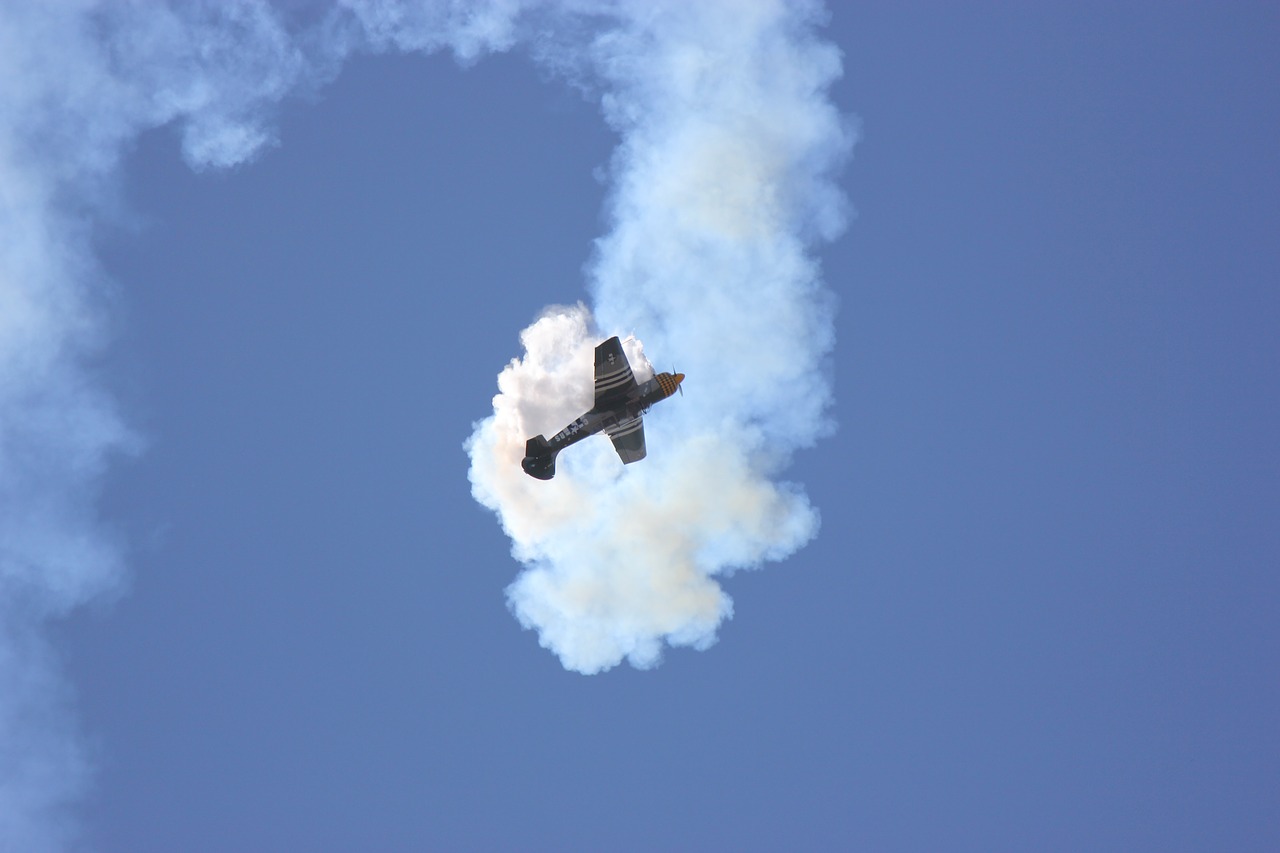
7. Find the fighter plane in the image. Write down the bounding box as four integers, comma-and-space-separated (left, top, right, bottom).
521, 336, 684, 480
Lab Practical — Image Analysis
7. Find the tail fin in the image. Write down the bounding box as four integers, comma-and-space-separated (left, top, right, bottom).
521, 435, 558, 480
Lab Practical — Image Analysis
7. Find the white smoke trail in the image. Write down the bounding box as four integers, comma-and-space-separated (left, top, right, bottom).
466, 1, 850, 672
1, 0, 848, 845
0, 3, 365, 845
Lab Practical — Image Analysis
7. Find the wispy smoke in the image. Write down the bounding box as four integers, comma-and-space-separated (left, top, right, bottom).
467, 1, 850, 672
1, 0, 848, 846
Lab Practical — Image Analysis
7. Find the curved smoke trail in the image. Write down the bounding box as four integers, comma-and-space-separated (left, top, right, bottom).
1, 1, 848, 847
466, 2, 850, 672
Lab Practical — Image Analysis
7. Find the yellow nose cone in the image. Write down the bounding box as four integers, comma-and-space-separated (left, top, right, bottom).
674, 373, 685, 385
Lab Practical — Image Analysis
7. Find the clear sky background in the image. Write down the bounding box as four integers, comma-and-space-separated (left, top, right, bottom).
6, 2, 1275, 851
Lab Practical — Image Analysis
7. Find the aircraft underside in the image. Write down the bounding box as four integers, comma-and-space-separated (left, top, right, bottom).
521, 336, 682, 480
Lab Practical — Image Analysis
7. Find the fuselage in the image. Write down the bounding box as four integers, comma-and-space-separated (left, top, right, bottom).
521, 371, 683, 479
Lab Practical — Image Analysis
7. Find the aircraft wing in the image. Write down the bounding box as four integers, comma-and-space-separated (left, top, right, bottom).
605, 416, 647, 464
593, 336, 638, 408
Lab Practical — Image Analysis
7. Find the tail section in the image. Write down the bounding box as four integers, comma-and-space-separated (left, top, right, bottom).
521, 435, 559, 480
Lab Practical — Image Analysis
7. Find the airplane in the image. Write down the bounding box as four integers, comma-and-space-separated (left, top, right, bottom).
522, 336, 684, 480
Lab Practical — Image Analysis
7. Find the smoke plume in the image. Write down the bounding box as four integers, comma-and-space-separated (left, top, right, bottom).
467, 1, 850, 672
1, 0, 848, 846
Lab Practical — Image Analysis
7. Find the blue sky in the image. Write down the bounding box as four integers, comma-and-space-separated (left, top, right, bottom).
1, 2, 1276, 851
